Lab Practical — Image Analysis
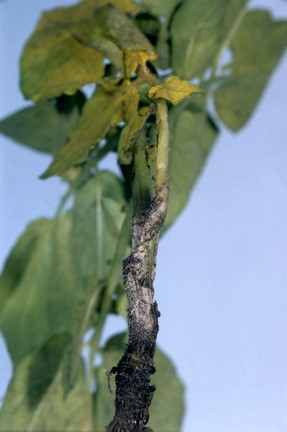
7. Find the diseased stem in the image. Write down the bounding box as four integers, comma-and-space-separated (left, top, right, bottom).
107, 99, 169, 432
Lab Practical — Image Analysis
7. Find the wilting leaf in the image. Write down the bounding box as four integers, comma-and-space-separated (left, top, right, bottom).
0, 172, 128, 364
171, 0, 249, 80
118, 105, 154, 165
149, 76, 202, 105
20, 6, 103, 101
41, 81, 139, 178
0, 335, 92, 432
90, 4, 157, 76
164, 98, 218, 230
20, 0, 141, 101
215, 10, 287, 131
123, 50, 157, 78
0, 101, 79, 155
93, 333, 185, 431
92, 39, 123, 72
91, 4, 156, 55
142, 0, 181, 17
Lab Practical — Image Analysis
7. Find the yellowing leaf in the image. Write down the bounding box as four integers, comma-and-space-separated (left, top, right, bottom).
41, 81, 139, 178
118, 105, 154, 165
107, 4, 155, 54
21, 6, 104, 101
124, 50, 157, 78
149, 76, 202, 105
91, 39, 123, 72
20, 0, 141, 101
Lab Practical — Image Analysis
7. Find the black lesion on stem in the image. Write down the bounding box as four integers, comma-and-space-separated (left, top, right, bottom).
106, 195, 166, 432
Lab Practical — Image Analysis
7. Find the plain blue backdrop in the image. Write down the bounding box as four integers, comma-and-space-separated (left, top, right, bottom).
1, 1, 287, 431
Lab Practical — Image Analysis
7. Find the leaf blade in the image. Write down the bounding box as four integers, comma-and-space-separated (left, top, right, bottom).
0, 101, 79, 155
171, 0, 249, 80
215, 10, 287, 131
0, 173, 128, 364
149, 76, 202, 105
41, 81, 139, 178
0, 336, 92, 432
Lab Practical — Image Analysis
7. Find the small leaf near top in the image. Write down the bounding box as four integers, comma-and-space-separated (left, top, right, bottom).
149, 76, 203, 105
124, 50, 157, 78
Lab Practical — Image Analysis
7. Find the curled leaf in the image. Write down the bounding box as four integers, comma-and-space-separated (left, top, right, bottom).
149, 76, 203, 105
124, 50, 157, 78
118, 105, 155, 165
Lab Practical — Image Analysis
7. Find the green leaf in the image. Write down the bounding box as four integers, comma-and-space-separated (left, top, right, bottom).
149, 347, 185, 431
171, 0, 249, 80
0, 217, 85, 364
0, 172, 128, 364
41, 80, 139, 178
0, 335, 92, 432
149, 76, 202, 105
142, 0, 181, 17
215, 10, 287, 131
118, 105, 154, 165
71, 172, 128, 283
0, 101, 79, 155
93, 333, 185, 431
164, 98, 218, 230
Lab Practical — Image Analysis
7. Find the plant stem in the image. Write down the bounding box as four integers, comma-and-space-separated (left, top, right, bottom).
107, 99, 169, 432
